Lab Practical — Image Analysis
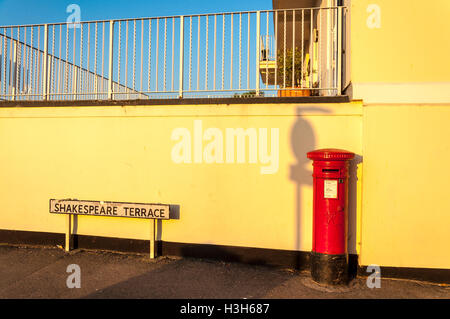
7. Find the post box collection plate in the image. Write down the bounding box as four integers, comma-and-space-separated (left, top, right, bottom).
324, 180, 338, 199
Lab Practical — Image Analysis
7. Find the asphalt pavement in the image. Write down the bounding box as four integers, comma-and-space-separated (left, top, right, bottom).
0, 244, 449, 299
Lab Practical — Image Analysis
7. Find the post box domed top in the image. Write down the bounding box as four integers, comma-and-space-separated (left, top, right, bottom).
307, 148, 355, 161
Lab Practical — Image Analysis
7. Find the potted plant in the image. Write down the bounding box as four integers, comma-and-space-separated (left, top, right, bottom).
276, 47, 311, 97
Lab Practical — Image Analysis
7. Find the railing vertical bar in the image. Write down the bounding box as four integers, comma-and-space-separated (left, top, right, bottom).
292, 10, 295, 89
79, 23, 83, 98
221, 14, 225, 91
3, 30, 6, 98
64, 25, 68, 99
73, 67, 78, 99
9, 29, 12, 99
163, 17, 167, 93
255, 11, 260, 96
94, 22, 98, 99
283, 10, 286, 89
213, 14, 216, 91
148, 19, 151, 93
20, 31, 24, 100
29, 28, 33, 98
132, 19, 136, 97
205, 15, 209, 91
57, 25, 62, 99
20, 29, 24, 99
337, 7, 343, 95
301, 9, 304, 89
140, 19, 144, 92
3, 31, 7, 97
23, 27, 27, 99
42, 24, 48, 101
178, 16, 184, 98
197, 16, 200, 91
155, 18, 159, 92
87, 23, 91, 99
16, 27, 20, 100
12, 39, 17, 100
188, 16, 192, 92
319, 7, 322, 94
118, 21, 121, 91
17, 27, 25, 100
108, 20, 114, 99
230, 13, 233, 90
265, 11, 269, 89
101, 22, 105, 98
310, 8, 313, 89
246, 13, 250, 90
26, 30, 29, 99
274, 10, 278, 91
72, 25, 76, 99
50, 25, 55, 99
171, 17, 175, 92
35, 27, 39, 99
238, 13, 241, 90
20, 28, 25, 99
9, 29, 13, 99
125, 21, 129, 96
20, 28, 24, 99
0, 35, 3, 98
0, 35, 3, 97
3, 28, 8, 97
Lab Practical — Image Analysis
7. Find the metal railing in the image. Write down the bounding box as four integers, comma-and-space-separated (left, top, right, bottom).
0, 6, 345, 102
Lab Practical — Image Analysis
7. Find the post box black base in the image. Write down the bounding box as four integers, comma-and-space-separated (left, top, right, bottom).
310, 251, 349, 286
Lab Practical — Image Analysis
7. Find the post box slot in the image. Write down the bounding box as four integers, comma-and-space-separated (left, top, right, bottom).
322, 169, 340, 172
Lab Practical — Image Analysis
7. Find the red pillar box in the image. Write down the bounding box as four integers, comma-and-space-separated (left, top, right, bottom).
307, 148, 355, 285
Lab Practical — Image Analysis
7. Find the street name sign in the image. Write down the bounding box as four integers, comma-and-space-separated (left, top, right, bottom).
50, 199, 170, 219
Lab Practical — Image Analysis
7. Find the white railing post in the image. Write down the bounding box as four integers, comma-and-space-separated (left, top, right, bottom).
42, 24, 48, 100
255, 11, 260, 96
108, 20, 114, 99
179, 16, 184, 98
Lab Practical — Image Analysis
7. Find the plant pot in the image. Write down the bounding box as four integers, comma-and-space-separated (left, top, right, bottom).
278, 87, 311, 97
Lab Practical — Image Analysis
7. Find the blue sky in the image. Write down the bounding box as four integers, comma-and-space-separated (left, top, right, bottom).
0, 0, 273, 26
0, 0, 279, 98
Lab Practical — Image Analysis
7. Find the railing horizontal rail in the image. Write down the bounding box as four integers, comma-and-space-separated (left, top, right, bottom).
0, 7, 343, 28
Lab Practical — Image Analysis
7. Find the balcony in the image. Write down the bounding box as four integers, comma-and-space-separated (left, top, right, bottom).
0, 6, 346, 103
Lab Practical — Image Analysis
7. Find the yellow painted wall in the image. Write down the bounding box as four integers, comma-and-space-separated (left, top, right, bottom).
1, 100, 449, 270
347, 1, 450, 269
349, 0, 450, 103
350, 0, 450, 83
361, 104, 450, 269
0, 103, 363, 254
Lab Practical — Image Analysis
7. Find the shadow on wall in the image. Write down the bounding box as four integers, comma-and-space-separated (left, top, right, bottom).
290, 107, 328, 269
290, 106, 361, 277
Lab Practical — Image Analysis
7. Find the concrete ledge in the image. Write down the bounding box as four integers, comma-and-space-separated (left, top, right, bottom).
357, 265, 450, 285
0, 96, 350, 108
